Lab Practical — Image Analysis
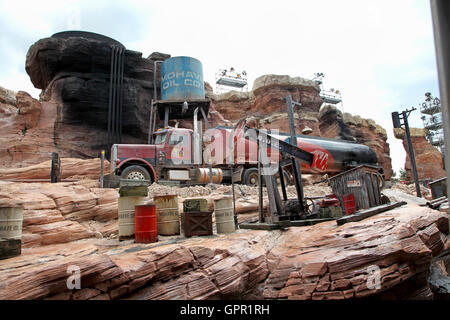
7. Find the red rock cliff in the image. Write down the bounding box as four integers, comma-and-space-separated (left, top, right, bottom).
394, 127, 445, 181
207, 75, 393, 180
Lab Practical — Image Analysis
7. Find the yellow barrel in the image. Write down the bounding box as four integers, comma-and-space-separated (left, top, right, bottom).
154, 195, 180, 236
118, 196, 146, 239
213, 197, 235, 234
0, 207, 23, 239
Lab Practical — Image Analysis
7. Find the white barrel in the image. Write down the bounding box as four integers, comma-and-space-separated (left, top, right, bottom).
118, 196, 145, 238
213, 197, 235, 234
0, 207, 23, 239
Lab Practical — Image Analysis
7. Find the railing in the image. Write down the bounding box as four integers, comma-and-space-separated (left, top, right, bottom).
423, 114, 443, 130
320, 90, 342, 104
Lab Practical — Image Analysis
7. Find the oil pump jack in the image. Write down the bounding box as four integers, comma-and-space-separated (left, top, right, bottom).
232, 95, 318, 229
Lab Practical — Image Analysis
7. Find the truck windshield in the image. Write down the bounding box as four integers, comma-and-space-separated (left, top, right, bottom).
154, 133, 167, 145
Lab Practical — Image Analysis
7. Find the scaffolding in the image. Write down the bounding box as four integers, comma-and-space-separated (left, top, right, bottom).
420, 92, 445, 152
312, 73, 343, 108
215, 68, 248, 94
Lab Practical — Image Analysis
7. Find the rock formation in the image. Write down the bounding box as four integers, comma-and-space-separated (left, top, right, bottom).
0, 183, 447, 299
0, 176, 329, 249
319, 105, 393, 180
208, 77, 392, 180
0, 158, 109, 181
394, 127, 445, 181
4, 34, 393, 180
0, 88, 48, 168
211, 75, 323, 135
21, 33, 171, 165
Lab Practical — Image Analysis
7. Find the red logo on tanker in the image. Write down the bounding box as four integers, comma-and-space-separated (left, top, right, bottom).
311, 150, 329, 171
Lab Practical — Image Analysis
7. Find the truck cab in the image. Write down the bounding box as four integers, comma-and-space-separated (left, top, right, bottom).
110, 127, 201, 184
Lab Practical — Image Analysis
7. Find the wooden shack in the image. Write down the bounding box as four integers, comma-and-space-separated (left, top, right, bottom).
429, 177, 447, 199
329, 165, 383, 212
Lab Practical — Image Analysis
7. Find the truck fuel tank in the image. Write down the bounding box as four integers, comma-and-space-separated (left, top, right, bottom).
196, 168, 223, 184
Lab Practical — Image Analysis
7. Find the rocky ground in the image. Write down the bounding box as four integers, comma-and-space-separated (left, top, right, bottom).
0, 159, 449, 300
0, 195, 448, 300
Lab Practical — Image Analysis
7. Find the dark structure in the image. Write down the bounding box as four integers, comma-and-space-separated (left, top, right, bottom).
392, 108, 422, 197
25, 30, 170, 157
329, 165, 383, 212
430, 0, 450, 203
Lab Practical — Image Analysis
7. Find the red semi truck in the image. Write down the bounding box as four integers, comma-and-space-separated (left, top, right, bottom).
110, 114, 379, 186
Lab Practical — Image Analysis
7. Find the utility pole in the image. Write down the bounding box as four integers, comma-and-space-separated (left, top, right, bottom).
392, 108, 422, 197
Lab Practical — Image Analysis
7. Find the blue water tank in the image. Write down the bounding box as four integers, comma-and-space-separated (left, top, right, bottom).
160, 56, 205, 100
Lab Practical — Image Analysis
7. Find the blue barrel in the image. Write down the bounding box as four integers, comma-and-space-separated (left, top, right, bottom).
160, 56, 205, 100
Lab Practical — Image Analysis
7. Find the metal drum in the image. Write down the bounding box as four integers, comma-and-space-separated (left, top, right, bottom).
154, 195, 180, 236
118, 196, 146, 239
213, 197, 235, 234
0, 207, 23, 239
0, 207, 23, 260
134, 205, 157, 243
196, 168, 223, 184
161, 56, 205, 100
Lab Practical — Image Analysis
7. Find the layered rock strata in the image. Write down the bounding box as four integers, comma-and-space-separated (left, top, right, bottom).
394, 127, 445, 181
0, 197, 447, 300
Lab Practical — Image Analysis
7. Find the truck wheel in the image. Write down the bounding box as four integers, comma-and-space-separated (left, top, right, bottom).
121, 165, 152, 182
243, 168, 259, 186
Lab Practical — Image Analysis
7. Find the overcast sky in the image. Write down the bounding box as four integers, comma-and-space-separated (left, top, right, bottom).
0, 0, 441, 175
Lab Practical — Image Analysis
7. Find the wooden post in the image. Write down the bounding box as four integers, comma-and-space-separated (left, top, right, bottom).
50, 152, 60, 183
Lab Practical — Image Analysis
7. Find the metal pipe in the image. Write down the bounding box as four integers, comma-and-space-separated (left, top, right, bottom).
114, 47, 118, 143
118, 47, 125, 143
164, 106, 169, 127
430, 0, 450, 215
107, 46, 115, 147
149, 60, 163, 144
111, 45, 118, 145
148, 60, 164, 144
153, 60, 163, 101
200, 106, 211, 129
148, 100, 154, 144
231, 165, 237, 228
193, 107, 202, 165
115, 47, 123, 143
152, 105, 158, 143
